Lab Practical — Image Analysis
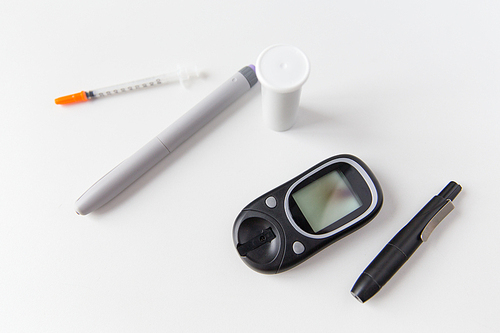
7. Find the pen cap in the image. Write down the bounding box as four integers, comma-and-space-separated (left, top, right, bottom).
256, 45, 310, 131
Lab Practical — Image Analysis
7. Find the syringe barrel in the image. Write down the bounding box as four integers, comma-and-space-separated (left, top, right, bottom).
88, 67, 199, 98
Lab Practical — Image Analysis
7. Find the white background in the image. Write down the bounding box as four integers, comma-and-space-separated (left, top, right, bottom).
1, 0, 499, 332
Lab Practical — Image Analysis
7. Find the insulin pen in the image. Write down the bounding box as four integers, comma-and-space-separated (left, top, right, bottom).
55, 66, 199, 105
75, 65, 258, 215
351, 181, 462, 303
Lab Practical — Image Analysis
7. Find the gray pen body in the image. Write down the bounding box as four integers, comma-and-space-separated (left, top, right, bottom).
157, 69, 252, 150
75, 67, 257, 215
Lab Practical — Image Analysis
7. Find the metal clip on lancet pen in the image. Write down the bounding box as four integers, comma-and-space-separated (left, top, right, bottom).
75, 66, 258, 215
351, 181, 462, 303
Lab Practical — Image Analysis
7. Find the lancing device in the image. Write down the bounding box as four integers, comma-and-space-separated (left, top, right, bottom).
75, 65, 258, 215
351, 181, 462, 303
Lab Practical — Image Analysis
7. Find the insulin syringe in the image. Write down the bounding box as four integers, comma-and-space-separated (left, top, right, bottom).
55, 66, 199, 105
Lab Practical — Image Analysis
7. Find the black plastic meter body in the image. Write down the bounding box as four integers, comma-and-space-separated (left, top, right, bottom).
233, 155, 383, 274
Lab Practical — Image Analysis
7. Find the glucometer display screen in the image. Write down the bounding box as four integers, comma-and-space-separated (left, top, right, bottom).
291, 170, 362, 233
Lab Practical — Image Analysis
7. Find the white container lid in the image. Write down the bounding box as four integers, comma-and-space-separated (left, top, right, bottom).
256, 45, 310, 94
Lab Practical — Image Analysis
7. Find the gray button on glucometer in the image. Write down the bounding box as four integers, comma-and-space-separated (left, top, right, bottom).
293, 241, 305, 255
265, 196, 277, 208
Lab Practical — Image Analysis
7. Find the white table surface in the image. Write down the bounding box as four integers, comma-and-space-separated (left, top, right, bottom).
1, 1, 499, 332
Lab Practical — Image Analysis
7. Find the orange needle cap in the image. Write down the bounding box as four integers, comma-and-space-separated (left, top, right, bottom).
55, 91, 88, 105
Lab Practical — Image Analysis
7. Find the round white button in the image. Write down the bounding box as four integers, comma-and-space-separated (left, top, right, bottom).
293, 241, 305, 255
265, 196, 277, 208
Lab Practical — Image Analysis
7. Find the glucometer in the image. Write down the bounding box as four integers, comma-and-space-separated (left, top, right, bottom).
233, 154, 383, 274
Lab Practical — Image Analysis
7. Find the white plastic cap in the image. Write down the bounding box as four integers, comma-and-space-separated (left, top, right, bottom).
256, 45, 310, 131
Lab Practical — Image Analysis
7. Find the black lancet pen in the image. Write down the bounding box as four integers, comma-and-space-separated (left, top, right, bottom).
351, 181, 462, 303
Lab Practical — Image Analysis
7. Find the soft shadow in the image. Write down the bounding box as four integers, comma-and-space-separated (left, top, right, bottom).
292, 106, 335, 130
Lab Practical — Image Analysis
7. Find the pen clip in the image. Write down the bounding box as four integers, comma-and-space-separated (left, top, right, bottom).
420, 200, 455, 242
